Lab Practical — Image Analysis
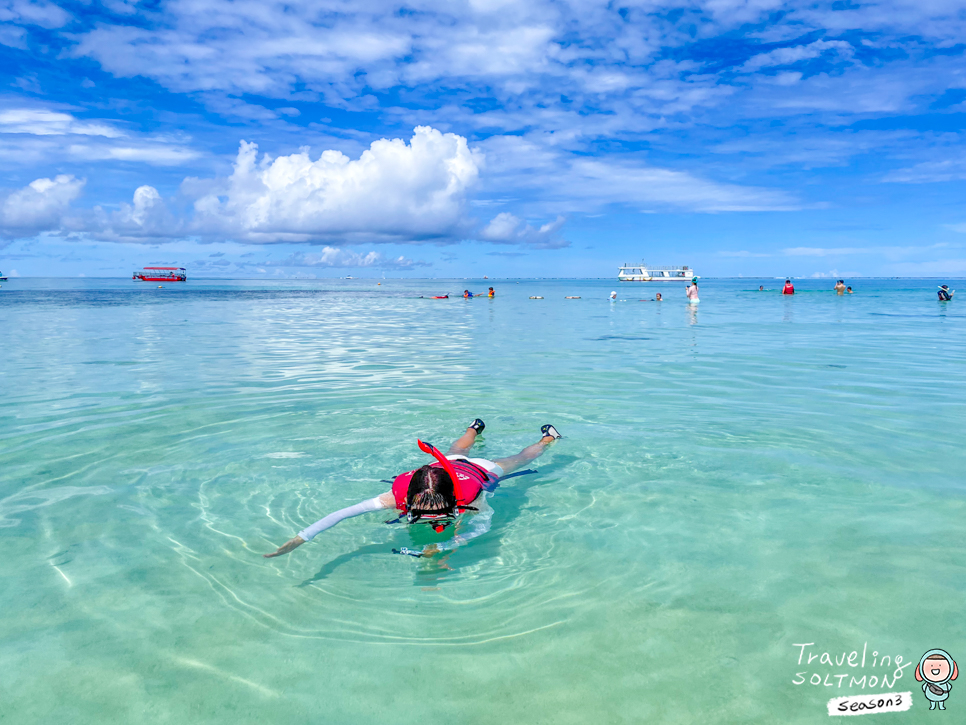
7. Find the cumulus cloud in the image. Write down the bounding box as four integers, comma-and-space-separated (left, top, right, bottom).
1, 175, 84, 237
89, 184, 182, 242
480, 212, 568, 248
265, 248, 429, 268
191, 126, 481, 243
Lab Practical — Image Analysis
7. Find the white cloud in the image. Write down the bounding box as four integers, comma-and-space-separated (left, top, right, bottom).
0, 23, 27, 48
0, 0, 71, 29
191, 126, 482, 243
89, 184, 181, 242
783, 243, 957, 260
68, 143, 200, 165
809, 269, 841, 278
0, 109, 122, 137
480, 212, 567, 248
883, 157, 966, 183
1, 175, 84, 236
266, 248, 429, 268
0, 111, 200, 167
475, 133, 796, 214
559, 158, 797, 213
741, 40, 853, 72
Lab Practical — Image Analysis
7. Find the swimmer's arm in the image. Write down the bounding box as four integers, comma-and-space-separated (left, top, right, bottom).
423, 504, 494, 557
263, 492, 394, 557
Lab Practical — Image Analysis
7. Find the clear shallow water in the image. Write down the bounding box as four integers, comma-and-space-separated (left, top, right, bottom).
1, 277, 964, 723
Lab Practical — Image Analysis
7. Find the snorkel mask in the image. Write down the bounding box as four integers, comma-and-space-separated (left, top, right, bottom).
407, 509, 456, 533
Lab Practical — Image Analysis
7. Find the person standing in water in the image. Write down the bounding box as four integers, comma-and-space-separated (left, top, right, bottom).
759, 285, 764, 291
686, 277, 699, 303
938, 285, 955, 301
782, 279, 795, 295
834, 280, 846, 295
263, 420, 562, 559
488, 287, 495, 298
655, 292, 662, 301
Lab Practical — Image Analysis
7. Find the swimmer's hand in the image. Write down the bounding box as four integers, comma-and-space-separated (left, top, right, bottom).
264, 536, 305, 558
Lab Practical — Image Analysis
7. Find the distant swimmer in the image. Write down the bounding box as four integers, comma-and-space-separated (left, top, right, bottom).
686, 277, 699, 304
938, 285, 955, 301
782, 279, 795, 295
488, 287, 495, 298
847, 286, 853, 294
610, 291, 617, 300
834, 280, 846, 295
759, 285, 764, 291
264, 420, 562, 559
463, 289, 473, 298
655, 292, 662, 301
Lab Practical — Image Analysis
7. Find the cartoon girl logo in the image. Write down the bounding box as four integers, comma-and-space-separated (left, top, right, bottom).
916, 649, 958, 711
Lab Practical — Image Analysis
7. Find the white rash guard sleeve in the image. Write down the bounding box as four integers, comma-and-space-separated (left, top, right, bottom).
298, 496, 389, 542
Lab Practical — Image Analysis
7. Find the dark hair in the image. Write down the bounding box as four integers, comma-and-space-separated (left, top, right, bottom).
406, 465, 456, 520
785, 279, 791, 283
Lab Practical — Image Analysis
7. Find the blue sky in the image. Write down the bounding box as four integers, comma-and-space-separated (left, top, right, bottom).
2, 0, 966, 279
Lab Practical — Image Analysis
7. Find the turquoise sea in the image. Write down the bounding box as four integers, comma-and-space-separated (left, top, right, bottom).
1, 277, 964, 723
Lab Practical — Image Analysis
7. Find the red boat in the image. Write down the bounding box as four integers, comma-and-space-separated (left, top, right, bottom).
133, 267, 186, 282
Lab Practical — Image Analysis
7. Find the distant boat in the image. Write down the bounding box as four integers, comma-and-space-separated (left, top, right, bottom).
133, 267, 186, 282
0, 270, 7, 281
618, 263, 696, 282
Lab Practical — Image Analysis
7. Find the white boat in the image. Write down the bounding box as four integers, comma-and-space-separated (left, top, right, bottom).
618, 263, 696, 282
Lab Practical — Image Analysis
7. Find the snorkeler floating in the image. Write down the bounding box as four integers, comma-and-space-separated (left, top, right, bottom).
264, 420, 562, 559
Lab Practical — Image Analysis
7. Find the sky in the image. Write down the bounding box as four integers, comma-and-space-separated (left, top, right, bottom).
2, 0, 966, 279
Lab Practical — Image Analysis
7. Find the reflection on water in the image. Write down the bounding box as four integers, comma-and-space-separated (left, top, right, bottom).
1, 277, 964, 723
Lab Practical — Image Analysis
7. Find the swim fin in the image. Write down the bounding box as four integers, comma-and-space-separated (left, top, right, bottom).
541, 424, 562, 439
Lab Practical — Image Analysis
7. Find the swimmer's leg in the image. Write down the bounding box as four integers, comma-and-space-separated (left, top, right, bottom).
447, 419, 486, 456
493, 424, 561, 475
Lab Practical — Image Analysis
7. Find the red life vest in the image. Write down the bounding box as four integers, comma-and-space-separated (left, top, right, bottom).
782, 283, 794, 294
391, 440, 493, 513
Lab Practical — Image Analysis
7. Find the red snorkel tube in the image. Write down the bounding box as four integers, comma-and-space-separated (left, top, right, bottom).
416, 439, 462, 532
417, 439, 461, 483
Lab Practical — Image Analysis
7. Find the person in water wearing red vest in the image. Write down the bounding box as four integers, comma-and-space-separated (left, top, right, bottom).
263, 420, 561, 558
782, 279, 794, 295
